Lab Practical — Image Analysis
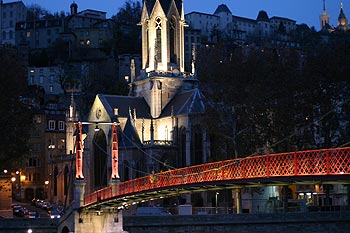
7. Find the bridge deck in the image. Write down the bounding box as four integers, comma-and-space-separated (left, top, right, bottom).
84, 147, 350, 209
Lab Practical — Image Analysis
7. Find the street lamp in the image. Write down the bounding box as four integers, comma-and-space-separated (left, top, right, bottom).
44, 180, 49, 199
215, 192, 219, 214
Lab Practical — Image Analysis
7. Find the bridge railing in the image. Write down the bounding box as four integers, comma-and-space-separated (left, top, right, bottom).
84, 147, 350, 206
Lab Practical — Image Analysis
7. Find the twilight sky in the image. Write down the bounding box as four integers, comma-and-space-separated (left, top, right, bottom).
16, 0, 347, 30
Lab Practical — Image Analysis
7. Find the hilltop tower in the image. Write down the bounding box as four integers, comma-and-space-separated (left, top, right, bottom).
337, 2, 349, 31
319, 0, 330, 29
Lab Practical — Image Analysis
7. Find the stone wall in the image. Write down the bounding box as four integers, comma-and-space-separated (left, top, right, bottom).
0, 219, 58, 233
124, 211, 350, 233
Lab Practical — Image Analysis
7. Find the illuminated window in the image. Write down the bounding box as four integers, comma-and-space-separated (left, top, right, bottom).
29, 75, 34, 84
86, 39, 91, 46
49, 85, 54, 93
26, 31, 30, 38
58, 121, 65, 131
48, 120, 55, 130
155, 17, 162, 62
34, 115, 41, 124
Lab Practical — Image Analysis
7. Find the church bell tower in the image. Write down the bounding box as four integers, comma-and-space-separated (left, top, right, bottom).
141, 0, 186, 73
319, 0, 330, 29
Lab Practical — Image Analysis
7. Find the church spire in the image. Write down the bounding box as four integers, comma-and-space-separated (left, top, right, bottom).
319, 0, 330, 29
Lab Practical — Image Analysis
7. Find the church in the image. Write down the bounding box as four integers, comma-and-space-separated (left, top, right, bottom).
67, 0, 208, 202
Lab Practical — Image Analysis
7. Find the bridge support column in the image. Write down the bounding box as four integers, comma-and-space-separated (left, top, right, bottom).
74, 209, 127, 233
282, 185, 288, 212
233, 189, 242, 214
74, 180, 86, 209
109, 179, 120, 197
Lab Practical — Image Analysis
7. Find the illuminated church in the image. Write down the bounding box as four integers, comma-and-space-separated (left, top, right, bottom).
70, 0, 208, 195
320, 1, 350, 32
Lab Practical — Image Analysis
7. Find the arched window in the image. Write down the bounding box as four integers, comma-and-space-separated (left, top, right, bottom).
93, 130, 108, 188
123, 160, 130, 181
54, 166, 58, 196
64, 166, 69, 195
169, 17, 176, 63
155, 17, 162, 63
146, 20, 149, 66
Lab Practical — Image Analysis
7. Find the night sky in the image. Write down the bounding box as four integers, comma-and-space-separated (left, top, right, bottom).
16, 0, 348, 30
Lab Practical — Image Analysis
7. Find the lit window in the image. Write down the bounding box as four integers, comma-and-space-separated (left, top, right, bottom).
80, 40, 84, 45
49, 120, 55, 130
26, 31, 30, 38
58, 121, 65, 131
34, 115, 41, 123
29, 75, 34, 84
49, 85, 54, 93
49, 75, 54, 83
86, 39, 91, 46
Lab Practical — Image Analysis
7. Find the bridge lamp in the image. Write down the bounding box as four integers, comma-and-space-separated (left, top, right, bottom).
3, 169, 8, 174
215, 192, 219, 213
94, 123, 100, 132
27, 229, 32, 233
11, 177, 16, 182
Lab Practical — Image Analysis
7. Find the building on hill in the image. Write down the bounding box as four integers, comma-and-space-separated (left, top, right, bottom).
0, 0, 27, 45
74, 0, 209, 206
15, 18, 64, 49
185, 4, 299, 48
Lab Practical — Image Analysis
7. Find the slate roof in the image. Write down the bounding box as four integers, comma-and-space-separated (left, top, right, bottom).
214, 4, 232, 15
161, 88, 205, 117
257, 10, 270, 22
119, 112, 142, 148
144, 0, 182, 15
98, 94, 151, 119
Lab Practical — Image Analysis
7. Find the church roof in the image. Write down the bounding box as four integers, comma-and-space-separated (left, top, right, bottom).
214, 4, 232, 15
119, 111, 142, 148
98, 94, 151, 119
257, 10, 270, 22
144, 0, 182, 15
160, 88, 205, 117
338, 7, 347, 22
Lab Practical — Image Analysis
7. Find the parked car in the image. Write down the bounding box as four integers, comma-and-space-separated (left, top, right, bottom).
12, 205, 22, 216
42, 201, 52, 210
35, 200, 44, 208
25, 212, 37, 219
49, 210, 61, 219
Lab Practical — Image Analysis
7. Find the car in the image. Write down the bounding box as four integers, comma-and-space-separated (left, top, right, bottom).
35, 200, 44, 208
12, 205, 22, 216
49, 210, 61, 219
25, 212, 37, 219
19, 207, 28, 217
42, 201, 52, 210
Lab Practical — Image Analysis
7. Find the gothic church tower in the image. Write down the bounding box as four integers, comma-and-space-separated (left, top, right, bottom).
141, 0, 186, 73
131, 0, 198, 119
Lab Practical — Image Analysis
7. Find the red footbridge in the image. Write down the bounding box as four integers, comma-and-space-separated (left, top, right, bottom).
83, 147, 350, 210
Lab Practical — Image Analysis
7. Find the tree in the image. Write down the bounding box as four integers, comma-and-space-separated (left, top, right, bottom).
0, 49, 32, 169
112, 0, 142, 55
